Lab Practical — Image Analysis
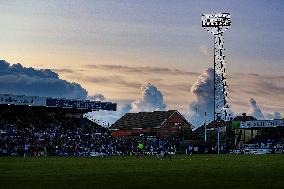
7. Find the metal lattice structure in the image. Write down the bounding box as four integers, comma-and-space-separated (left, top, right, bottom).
202, 13, 231, 121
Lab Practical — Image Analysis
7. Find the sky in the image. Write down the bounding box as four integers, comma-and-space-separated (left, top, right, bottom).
1, 0, 284, 124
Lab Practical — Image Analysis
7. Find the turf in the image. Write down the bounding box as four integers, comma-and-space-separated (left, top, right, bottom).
0, 155, 284, 189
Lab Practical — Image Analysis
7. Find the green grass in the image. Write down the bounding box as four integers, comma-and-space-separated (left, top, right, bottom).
0, 155, 284, 189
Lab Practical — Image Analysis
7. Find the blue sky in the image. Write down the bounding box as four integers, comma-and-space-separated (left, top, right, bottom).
1, 0, 283, 72
1, 0, 283, 119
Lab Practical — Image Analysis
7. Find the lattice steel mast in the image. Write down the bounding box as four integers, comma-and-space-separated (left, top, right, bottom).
202, 13, 231, 121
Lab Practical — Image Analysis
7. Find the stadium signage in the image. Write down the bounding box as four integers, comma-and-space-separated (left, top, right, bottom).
0, 94, 46, 106
46, 98, 116, 111
233, 120, 284, 129
0, 94, 116, 111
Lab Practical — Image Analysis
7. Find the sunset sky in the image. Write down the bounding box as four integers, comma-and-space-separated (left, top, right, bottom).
1, 0, 283, 122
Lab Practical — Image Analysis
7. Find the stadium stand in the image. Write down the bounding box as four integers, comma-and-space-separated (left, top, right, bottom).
0, 94, 179, 157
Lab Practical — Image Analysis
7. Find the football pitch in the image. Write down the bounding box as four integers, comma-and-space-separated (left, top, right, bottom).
0, 154, 284, 189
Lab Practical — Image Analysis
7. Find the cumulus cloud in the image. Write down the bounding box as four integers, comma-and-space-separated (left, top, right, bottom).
86, 103, 132, 125
229, 73, 284, 112
274, 112, 282, 119
86, 83, 167, 125
188, 68, 215, 126
188, 67, 235, 127
265, 112, 282, 120
131, 83, 167, 112
247, 98, 283, 120
0, 60, 87, 99
247, 98, 265, 120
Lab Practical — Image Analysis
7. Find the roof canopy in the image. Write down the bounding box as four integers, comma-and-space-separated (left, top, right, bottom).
110, 110, 190, 130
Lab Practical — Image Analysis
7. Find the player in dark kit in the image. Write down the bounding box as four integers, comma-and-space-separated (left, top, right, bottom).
163, 146, 172, 160
163, 151, 171, 160
157, 145, 172, 160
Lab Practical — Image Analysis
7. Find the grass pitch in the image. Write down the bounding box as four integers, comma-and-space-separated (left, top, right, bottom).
0, 154, 284, 189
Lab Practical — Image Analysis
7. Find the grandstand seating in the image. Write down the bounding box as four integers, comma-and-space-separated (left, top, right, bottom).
0, 106, 178, 157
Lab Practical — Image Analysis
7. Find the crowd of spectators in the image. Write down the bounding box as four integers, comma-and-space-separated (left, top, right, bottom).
0, 112, 177, 157
244, 135, 284, 153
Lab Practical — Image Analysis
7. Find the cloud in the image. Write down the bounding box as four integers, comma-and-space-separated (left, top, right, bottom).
255, 80, 284, 96
274, 112, 282, 119
0, 61, 59, 79
52, 68, 76, 74
84, 64, 200, 76
247, 98, 283, 120
0, 60, 88, 99
265, 112, 282, 120
87, 83, 167, 125
87, 94, 106, 101
86, 103, 132, 125
188, 68, 215, 126
83, 75, 141, 89
247, 98, 265, 120
230, 73, 284, 99
221, 71, 284, 117
187, 67, 234, 127
131, 83, 167, 112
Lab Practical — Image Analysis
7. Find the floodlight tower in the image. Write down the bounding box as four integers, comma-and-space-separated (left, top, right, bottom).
202, 13, 231, 121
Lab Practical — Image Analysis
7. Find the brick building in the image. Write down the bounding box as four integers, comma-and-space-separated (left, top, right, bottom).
110, 110, 192, 138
